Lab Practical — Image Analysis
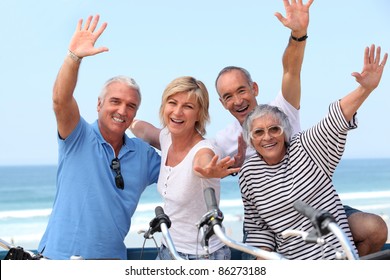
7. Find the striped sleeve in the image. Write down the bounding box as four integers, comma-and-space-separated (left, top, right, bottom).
299, 101, 358, 178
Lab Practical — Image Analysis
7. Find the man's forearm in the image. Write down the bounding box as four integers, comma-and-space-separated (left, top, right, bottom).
52, 53, 82, 139
53, 54, 81, 108
281, 34, 307, 109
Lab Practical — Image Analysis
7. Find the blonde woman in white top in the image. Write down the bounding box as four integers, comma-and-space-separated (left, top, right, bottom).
131, 76, 239, 259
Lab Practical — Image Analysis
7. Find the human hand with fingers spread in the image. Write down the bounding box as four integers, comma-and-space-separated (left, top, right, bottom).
231, 134, 247, 168
340, 44, 387, 122
352, 44, 388, 92
194, 154, 240, 179
68, 14, 109, 60
275, 0, 314, 37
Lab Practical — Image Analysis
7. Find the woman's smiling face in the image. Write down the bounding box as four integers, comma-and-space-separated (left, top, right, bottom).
250, 114, 287, 165
163, 92, 200, 136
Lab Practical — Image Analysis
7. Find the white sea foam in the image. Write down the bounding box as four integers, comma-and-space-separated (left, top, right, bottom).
133, 199, 243, 213
1, 190, 390, 220
135, 203, 163, 212
339, 190, 390, 200
0, 209, 52, 220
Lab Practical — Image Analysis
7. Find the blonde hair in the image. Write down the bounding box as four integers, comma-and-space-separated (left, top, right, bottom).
159, 76, 210, 136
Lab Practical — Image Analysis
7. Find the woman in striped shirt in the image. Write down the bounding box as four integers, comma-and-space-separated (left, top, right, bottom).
239, 44, 387, 259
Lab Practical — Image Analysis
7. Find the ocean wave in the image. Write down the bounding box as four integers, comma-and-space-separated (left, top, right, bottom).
133, 200, 244, 213
135, 203, 164, 212
2, 190, 390, 220
0, 209, 52, 220
339, 190, 390, 200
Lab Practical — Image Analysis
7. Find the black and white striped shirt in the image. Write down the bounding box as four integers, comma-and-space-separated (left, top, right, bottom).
239, 101, 359, 259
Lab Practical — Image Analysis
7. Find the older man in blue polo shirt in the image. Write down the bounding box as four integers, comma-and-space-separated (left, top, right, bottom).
38, 15, 160, 260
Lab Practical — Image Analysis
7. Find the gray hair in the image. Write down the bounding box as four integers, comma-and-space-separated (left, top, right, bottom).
215, 66, 253, 92
99, 75, 142, 106
242, 104, 292, 147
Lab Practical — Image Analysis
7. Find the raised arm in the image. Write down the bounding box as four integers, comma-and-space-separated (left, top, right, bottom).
275, 0, 314, 109
340, 45, 387, 121
53, 15, 108, 139
129, 120, 161, 150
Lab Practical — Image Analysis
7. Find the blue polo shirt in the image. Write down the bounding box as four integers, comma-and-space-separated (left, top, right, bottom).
38, 117, 161, 260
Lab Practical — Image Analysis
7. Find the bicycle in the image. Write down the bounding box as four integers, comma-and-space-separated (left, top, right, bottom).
142, 189, 357, 260
199, 187, 390, 260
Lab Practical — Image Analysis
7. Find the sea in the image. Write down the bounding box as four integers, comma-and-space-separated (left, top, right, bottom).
0, 158, 389, 252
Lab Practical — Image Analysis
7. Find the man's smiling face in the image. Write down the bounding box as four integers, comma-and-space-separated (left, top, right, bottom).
216, 69, 259, 125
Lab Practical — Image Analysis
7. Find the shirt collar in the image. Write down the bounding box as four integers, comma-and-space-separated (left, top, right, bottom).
92, 120, 136, 157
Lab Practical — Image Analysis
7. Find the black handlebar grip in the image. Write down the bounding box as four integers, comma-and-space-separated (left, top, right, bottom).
293, 200, 317, 221
155, 206, 164, 217
204, 188, 218, 212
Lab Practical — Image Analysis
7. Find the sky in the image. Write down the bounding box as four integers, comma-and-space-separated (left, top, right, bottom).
0, 0, 389, 166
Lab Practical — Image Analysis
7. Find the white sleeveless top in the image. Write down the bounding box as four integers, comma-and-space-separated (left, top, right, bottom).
157, 127, 226, 254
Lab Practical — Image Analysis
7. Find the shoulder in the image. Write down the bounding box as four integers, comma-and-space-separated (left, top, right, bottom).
159, 127, 170, 141
198, 139, 215, 149
269, 91, 299, 116
60, 117, 90, 142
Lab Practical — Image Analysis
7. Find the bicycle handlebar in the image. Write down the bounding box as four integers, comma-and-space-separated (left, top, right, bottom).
0, 238, 13, 251
144, 206, 171, 239
204, 187, 218, 212
201, 188, 286, 260
293, 200, 359, 260
155, 205, 164, 216
144, 206, 184, 260
293, 200, 336, 236
1, 238, 43, 260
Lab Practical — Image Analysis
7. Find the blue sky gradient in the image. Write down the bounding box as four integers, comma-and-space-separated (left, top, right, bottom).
0, 0, 389, 165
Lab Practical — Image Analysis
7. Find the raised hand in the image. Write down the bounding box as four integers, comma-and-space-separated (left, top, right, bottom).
275, 0, 314, 34
352, 44, 388, 92
194, 155, 240, 179
232, 134, 247, 168
339, 44, 387, 122
68, 15, 109, 59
